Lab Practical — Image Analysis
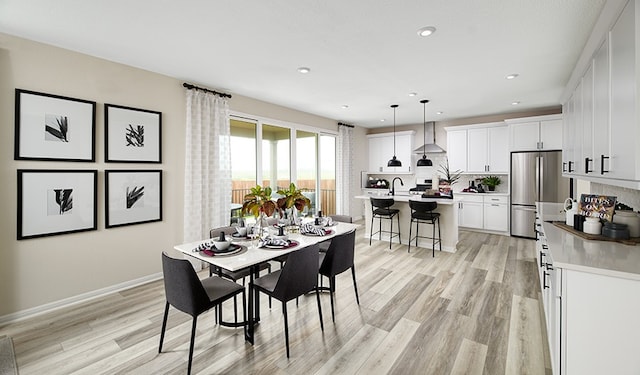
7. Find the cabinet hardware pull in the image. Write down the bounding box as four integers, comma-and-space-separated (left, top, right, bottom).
543, 272, 550, 289
542, 244, 548, 249
600, 155, 609, 174
585, 157, 593, 174
562, 162, 567, 172
540, 251, 546, 268
568, 161, 574, 172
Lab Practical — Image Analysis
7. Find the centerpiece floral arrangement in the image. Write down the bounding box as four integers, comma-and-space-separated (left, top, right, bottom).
275, 183, 311, 224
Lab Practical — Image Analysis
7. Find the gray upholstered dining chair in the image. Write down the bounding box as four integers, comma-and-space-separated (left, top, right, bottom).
318, 229, 359, 322
209, 226, 273, 316
159, 252, 245, 375
319, 215, 354, 252
251, 244, 324, 358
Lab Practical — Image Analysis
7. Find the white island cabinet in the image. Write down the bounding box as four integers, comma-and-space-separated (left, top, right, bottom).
535, 203, 640, 375
355, 194, 459, 252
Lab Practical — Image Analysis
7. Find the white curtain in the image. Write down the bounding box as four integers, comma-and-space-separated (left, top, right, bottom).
336, 125, 353, 215
183, 89, 231, 243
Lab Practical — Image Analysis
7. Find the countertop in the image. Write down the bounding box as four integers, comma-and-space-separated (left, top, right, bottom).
354, 194, 460, 205
455, 192, 509, 196
537, 202, 640, 281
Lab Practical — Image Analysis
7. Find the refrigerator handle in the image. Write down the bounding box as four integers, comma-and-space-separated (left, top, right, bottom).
535, 156, 541, 201
539, 156, 544, 201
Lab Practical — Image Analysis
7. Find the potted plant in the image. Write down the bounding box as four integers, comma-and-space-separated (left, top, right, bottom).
482, 175, 502, 191
241, 185, 277, 233
438, 158, 461, 197
275, 182, 311, 224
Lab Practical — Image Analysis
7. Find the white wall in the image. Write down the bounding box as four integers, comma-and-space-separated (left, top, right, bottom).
0, 33, 345, 318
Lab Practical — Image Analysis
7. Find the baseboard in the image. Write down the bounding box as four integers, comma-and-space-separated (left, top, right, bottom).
0, 272, 163, 325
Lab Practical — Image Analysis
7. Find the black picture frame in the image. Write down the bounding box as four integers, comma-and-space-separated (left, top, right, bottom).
105, 104, 162, 163
105, 170, 163, 228
17, 169, 98, 240
14, 89, 96, 162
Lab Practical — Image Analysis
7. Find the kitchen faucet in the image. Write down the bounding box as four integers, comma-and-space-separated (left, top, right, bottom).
390, 177, 404, 196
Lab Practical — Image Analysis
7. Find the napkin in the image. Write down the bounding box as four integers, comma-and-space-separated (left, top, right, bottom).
300, 223, 327, 236
193, 241, 214, 252
259, 237, 290, 248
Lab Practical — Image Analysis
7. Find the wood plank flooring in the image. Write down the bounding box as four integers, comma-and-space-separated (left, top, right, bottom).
0, 224, 551, 374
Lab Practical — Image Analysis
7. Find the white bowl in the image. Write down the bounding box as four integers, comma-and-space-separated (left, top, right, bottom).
212, 240, 232, 250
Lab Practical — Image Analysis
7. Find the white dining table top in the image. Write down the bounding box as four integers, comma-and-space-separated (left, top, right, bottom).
174, 222, 358, 272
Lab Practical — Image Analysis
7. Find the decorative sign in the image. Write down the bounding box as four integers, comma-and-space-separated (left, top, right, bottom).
578, 194, 617, 221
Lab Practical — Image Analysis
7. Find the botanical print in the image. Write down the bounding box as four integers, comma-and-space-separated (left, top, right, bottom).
48, 188, 73, 215
125, 124, 144, 147
126, 185, 144, 209
44, 114, 69, 142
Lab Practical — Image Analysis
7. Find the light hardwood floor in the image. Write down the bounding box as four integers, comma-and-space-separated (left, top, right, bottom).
0, 225, 552, 374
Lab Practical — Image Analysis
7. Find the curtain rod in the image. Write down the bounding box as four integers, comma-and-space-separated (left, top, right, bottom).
338, 122, 354, 128
183, 83, 232, 98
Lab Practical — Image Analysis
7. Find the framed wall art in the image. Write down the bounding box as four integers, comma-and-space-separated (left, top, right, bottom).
105, 170, 163, 228
105, 104, 162, 163
14, 89, 96, 161
17, 170, 98, 240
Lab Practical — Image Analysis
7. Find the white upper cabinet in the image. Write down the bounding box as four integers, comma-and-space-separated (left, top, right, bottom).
506, 114, 563, 152
446, 129, 467, 173
445, 123, 508, 173
562, 0, 640, 188
367, 131, 415, 174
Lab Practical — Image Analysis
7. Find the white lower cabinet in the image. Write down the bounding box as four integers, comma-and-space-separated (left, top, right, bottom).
560, 270, 640, 375
458, 196, 483, 229
458, 194, 509, 232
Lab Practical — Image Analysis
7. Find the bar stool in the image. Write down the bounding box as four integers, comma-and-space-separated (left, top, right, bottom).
408, 200, 441, 256
370, 197, 401, 249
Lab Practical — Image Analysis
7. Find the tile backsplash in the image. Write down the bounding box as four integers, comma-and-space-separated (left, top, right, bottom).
589, 183, 640, 212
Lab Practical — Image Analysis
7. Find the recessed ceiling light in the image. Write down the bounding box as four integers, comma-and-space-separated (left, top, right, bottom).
417, 26, 436, 37
380, 119, 386, 122
512, 101, 520, 105
436, 111, 443, 115
408, 92, 417, 97
297, 67, 311, 74
506, 73, 519, 80
341, 105, 349, 109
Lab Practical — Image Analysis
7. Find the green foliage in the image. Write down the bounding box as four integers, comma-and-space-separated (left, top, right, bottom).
276, 182, 311, 214
439, 158, 462, 185
482, 175, 502, 187
241, 185, 276, 217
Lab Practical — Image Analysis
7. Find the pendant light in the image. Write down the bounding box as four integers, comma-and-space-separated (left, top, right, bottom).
387, 104, 402, 167
416, 99, 433, 166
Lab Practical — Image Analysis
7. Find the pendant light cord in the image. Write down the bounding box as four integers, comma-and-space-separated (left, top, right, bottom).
393, 106, 397, 157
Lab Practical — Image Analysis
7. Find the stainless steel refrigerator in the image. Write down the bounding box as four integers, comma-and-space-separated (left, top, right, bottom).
510, 150, 569, 238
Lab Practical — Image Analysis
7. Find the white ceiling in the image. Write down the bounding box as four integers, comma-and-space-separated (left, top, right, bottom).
0, 0, 606, 127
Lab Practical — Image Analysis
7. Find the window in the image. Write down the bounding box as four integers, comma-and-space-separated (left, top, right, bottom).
262, 124, 290, 191
230, 118, 257, 204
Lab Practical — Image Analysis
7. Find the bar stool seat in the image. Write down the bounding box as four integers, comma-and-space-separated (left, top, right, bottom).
408, 200, 441, 256
370, 197, 401, 249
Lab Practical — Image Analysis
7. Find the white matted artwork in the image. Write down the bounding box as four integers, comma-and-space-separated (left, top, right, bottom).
17, 170, 98, 239
105, 104, 162, 163
105, 170, 162, 228
14, 89, 96, 161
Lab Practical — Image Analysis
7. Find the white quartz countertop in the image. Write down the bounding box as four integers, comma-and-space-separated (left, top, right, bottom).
354, 194, 460, 205
455, 192, 510, 196
537, 203, 640, 281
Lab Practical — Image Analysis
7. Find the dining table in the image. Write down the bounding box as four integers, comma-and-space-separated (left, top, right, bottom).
173, 221, 359, 344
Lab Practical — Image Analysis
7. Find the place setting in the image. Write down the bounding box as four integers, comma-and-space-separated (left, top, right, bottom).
258, 225, 299, 249
192, 232, 246, 256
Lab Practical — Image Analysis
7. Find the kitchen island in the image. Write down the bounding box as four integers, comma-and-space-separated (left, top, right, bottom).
355, 193, 460, 252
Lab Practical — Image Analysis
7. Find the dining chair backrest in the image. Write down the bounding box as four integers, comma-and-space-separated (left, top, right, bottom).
409, 200, 438, 213
161, 252, 210, 316
330, 215, 353, 223
272, 244, 320, 302
209, 226, 236, 239
370, 197, 395, 209
320, 229, 356, 276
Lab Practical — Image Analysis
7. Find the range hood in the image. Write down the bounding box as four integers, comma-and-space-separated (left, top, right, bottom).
413, 121, 445, 154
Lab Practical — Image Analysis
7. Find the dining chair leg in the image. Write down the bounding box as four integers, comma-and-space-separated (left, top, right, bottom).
329, 277, 335, 322
351, 266, 360, 305
242, 290, 247, 338
282, 302, 290, 358
369, 214, 374, 245
234, 296, 238, 325
415, 219, 419, 248
188, 316, 198, 375
158, 302, 169, 353
379, 216, 383, 241
315, 287, 324, 331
